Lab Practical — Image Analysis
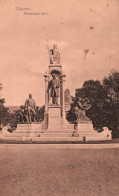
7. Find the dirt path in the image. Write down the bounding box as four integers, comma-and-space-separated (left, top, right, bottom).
0, 144, 119, 196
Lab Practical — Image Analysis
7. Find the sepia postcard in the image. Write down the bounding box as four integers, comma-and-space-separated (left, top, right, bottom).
0, 0, 119, 196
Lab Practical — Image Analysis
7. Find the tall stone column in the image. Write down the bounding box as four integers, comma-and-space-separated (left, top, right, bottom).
60, 74, 66, 119
43, 73, 50, 130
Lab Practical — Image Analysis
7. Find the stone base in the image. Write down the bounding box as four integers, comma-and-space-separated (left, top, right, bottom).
40, 105, 77, 138
43, 114, 48, 130
1, 123, 43, 138
0, 120, 112, 142
16, 123, 42, 132
47, 105, 62, 130
47, 105, 74, 130
40, 128, 77, 138
77, 122, 112, 141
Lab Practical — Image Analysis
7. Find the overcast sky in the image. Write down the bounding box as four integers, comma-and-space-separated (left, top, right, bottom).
0, 0, 119, 106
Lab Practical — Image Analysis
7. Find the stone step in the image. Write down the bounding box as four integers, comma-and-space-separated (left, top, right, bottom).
78, 133, 99, 137
3, 133, 40, 137
40, 133, 77, 137
1, 135, 110, 142
14, 129, 74, 133
16, 129, 42, 132
3, 132, 78, 138
78, 128, 94, 130
14, 130, 43, 133
1, 136, 22, 141
45, 130, 74, 133
16, 124, 42, 130
62, 125, 74, 129
8, 131, 101, 137
17, 126, 42, 128
78, 132, 97, 135
79, 136, 111, 141
78, 131, 97, 134
78, 125, 93, 128
27, 137, 81, 142
1, 135, 111, 142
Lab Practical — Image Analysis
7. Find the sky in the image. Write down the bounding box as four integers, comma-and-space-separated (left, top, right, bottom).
0, 0, 119, 106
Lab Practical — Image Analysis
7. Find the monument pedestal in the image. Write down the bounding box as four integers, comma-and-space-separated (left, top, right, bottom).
1, 123, 43, 139
77, 121, 112, 141
48, 105, 62, 130
15, 123, 42, 134
39, 104, 77, 138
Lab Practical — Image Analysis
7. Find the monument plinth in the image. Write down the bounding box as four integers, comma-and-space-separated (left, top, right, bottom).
48, 105, 62, 130
75, 99, 112, 141
43, 45, 74, 133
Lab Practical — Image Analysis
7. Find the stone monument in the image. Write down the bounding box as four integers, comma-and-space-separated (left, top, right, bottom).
43, 45, 73, 131
0, 45, 112, 142
8, 94, 43, 139
75, 98, 112, 141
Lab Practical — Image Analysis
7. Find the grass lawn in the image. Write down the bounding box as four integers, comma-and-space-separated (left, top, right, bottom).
0, 144, 119, 196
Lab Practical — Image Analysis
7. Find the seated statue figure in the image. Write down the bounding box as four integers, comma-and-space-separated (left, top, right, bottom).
25, 94, 36, 123
48, 44, 60, 64
75, 98, 91, 123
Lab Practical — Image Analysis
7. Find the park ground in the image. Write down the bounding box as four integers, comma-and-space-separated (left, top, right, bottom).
0, 144, 119, 196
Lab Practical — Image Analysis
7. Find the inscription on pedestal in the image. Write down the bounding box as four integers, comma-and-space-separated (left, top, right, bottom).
49, 108, 60, 115
48, 107, 62, 130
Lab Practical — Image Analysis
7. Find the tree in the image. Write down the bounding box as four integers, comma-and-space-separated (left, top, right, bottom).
76, 80, 107, 105
103, 70, 119, 102
67, 70, 119, 138
102, 70, 119, 137
67, 79, 111, 132
0, 84, 17, 131
37, 105, 45, 122
0, 83, 5, 108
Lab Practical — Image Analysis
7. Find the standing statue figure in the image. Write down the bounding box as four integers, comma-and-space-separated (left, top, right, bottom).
48, 74, 61, 105
48, 44, 60, 64
25, 94, 36, 123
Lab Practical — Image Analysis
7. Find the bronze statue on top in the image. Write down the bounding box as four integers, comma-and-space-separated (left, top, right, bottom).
47, 44, 60, 64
